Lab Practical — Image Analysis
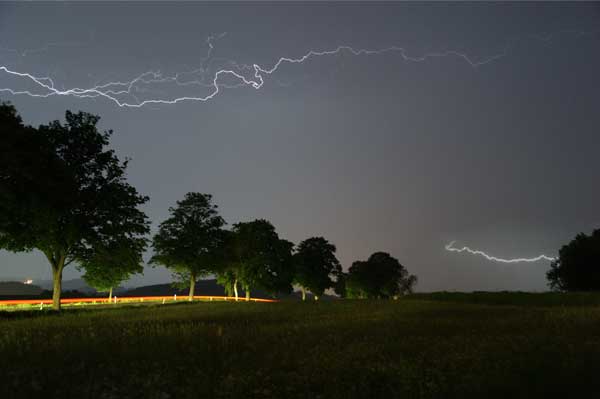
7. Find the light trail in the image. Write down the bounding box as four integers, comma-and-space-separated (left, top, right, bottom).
0, 295, 277, 307
445, 241, 556, 263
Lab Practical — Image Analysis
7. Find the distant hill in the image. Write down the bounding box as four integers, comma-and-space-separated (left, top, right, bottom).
0, 281, 43, 297
0, 278, 102, 299
36, 278, 97, 294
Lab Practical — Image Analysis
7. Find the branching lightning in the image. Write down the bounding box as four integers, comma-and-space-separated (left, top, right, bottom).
0, 29, 594, 108
445, 241, 556, 263
0, 46, 507, 108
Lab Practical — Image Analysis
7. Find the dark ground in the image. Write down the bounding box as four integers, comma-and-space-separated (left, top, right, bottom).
2, 295, 600, 398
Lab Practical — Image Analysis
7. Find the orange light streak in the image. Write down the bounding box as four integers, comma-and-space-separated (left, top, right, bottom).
0, 295, 277, 307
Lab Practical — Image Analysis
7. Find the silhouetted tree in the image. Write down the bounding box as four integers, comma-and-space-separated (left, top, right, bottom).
0, 104, 149, 310
547, 229, 600, 291
346, 252, 416, 299
151, 193, 227, 300
221, 219, 294, 299
79, 236, 146, 300
293, 237, 341, 300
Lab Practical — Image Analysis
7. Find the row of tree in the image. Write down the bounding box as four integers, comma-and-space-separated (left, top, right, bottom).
150, 192, 417, 302
0, 103, 417, 310
151, 193, 334, 301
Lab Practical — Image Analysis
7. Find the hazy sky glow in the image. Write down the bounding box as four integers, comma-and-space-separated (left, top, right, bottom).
1, 2, 599, 291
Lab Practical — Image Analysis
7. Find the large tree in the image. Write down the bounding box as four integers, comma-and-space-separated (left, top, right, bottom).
346, 252, 417, 299
151, 193, 227, 300
221, 219, 294, 300
79, 236, 146, 301
293, 237, 342, 300
547, 229, 600, 291
0, 104, 150, 310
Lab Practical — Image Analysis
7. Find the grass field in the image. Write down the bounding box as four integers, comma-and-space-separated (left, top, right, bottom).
2, 295, 600, 398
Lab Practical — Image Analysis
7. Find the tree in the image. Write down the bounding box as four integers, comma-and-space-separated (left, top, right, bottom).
0, 105, 149, 310
346, 252, 417, 299
217, 269, 238, 298
293, 237, 341, 300
547, 229, 600, 291
221, 219, 294, 300
79, 236, 146, 300
151, 193, 227, 301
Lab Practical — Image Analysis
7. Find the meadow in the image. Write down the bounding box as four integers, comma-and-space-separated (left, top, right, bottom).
2, 295, 600, 398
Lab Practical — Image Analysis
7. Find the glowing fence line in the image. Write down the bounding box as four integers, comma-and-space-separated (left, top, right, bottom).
0, 295, 278, 307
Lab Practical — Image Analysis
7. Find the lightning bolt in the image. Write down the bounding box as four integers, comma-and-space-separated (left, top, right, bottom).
0, 29, 595, 108
445, 241, 556, 263
0, 45, 512, 107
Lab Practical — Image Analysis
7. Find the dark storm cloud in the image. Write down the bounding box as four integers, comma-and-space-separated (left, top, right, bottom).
1, 2, 599, 291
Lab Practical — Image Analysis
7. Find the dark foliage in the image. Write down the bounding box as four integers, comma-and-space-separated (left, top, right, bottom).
80, 237, 146, 298
547, 229, 600, 291
345, 252, 416, 298
293, 237, 342, 299
151, 193, 227, 299
0, 102, 149, 309
222, 219, 294, 298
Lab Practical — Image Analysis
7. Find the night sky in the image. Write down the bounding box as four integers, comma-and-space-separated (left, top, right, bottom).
1, 2, 599, 291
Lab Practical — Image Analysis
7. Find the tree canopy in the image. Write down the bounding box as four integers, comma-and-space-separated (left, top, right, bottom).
222, 219, 294, 299
0, 103, 150, 309
151, 192, 227, 300
345, 252, 416, 299
293, 237, 342, 300
80, 236, 146, 299
547, 229, 600, 291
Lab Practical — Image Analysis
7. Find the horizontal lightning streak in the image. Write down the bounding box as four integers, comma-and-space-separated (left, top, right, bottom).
445, 241, 556, 263
0, 29, 594, 108
0, 43, 510, 108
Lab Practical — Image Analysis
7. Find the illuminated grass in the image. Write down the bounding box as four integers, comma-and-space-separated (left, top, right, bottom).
2, 297, 600, 398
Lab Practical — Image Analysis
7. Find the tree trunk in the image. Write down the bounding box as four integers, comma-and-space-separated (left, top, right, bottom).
301, 287, 306, 301
233, 279, 239, 301
188, 272, 196, 301
51, 262, 64, 311
108, 287, 113, 302
245, 286, 250, 301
